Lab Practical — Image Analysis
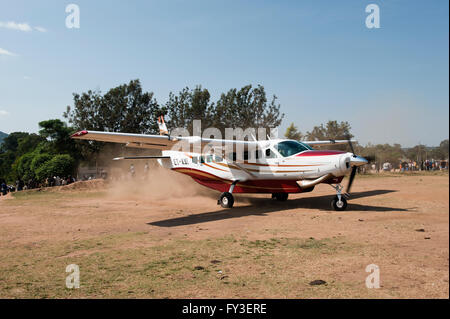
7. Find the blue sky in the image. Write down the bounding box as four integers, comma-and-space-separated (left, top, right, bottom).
0, 0, 448, 147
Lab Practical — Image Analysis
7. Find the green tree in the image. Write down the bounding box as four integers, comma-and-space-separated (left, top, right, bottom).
212, 85, 284, 136
35, 154, 75, 181
30, 153, 53, 174
0, 132, 31, 153
13, 152, 36, 181
284, 123, 303, 140
38, 119, 81, 160
64, 79, 161, 134
0, 132, 45, 182
165, 86, 214, 132
305, 120, 353, 151
305, 120, 353, 141
434, 139, 449, 159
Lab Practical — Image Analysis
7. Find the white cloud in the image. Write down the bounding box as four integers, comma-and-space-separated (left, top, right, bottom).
0, 21, 47, 32
34, 26, 47, 32
0, 21, 32, 32
23, 76, 32, 80
0, 110, 10, 116
0, 48, 16, 56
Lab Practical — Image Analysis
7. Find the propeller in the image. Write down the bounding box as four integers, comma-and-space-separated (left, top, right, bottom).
347, 165, 357, 194
344, 134, 368, 195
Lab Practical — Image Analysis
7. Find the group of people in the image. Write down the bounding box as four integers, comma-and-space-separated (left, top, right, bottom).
129, 163, 149, 179
43, 176, 76, 187
399, 159, 447, 172
1, 163, 153, 196
0, 176, 77, 196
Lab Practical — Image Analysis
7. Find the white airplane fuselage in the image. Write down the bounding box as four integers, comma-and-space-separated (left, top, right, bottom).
157, 139, 366, 194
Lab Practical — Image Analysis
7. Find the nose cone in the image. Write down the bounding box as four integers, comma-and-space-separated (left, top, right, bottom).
350, 155, 368, 167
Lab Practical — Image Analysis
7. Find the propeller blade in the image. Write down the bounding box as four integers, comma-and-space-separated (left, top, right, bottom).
346, 166, 357, 194
345, 133, 355, 154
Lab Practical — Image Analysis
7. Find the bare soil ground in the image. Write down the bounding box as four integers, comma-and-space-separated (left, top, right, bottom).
0, 171, 448, 298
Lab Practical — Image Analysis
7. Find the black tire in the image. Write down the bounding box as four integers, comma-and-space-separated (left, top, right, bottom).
219, 192, 234, 208
331, 196, 347, 211
272, 193, 289, 201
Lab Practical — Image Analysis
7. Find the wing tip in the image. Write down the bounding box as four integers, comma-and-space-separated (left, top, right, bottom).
70, 130, 88, 138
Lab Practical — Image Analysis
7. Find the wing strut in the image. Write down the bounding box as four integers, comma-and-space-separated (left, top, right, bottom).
113, 156, 171, 161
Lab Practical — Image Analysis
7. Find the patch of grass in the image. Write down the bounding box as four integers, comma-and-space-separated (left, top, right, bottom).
0, 232, 361, 298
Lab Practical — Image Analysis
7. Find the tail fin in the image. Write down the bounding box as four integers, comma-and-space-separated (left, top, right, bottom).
157, 115, 169, 136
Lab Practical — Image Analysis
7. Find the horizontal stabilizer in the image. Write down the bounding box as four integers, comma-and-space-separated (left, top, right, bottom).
113, 156, 171, 161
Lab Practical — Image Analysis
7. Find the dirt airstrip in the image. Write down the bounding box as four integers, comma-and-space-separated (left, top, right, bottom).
0, 170, 448, 298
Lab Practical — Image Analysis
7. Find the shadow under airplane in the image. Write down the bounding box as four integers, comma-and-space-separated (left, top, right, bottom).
148, 190, 414, 228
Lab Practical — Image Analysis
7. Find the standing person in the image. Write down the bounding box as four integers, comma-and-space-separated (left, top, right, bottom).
129, 164, 135, 179
18, 179, 24, 191
1, 180, 7, 196
143, 162, 149, 180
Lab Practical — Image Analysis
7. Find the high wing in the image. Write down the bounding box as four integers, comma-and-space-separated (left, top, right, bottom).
71, 130, 178, 150
302, 139, 356, 147
70, 130, 258, 151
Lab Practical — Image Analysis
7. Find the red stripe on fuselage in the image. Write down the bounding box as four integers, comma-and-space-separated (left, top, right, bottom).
296, 150, 345, 157
172, 167, 302, 193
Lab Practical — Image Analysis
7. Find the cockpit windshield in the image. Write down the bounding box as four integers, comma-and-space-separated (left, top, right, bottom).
274, 140, 313, 157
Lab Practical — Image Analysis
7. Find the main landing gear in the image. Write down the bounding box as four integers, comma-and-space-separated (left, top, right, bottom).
330, 184, 348, 211
218, 181, 238, 208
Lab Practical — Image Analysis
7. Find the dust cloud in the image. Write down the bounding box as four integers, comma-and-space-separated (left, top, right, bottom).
105, 165, 218, 202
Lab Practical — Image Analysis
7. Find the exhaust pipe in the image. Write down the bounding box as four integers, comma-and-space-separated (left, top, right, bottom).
296, 173, 333, 189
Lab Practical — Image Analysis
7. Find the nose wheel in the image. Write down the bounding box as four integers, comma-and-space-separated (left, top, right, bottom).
331, 195, 347, 211
329, 184, 348, 211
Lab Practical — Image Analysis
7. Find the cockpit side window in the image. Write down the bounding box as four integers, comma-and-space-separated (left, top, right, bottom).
275, 141, 311, 157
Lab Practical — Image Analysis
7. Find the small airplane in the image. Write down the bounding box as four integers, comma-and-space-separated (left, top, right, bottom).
71, 116, 368, 210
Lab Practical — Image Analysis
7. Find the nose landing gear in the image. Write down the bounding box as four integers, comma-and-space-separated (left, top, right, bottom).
330, 184, 348, 211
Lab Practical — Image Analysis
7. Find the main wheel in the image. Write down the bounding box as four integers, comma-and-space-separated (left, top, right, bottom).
331, 196, 347, 211
272, 193, 289, 201
219, 192, 234, 208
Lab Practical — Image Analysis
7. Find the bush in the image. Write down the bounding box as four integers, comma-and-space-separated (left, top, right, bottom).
30, 153, 53, 173
35, 154, 75, 181
13, 153, 35, 181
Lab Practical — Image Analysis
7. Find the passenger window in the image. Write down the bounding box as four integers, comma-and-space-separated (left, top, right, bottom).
214, 155, 223, 162
200, 156, 205, 164
243, 151, 250, 161
255, 150, 262, 159
192, 157, 198, 164
265, 149, 271, 157
206, 155, 213, 163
